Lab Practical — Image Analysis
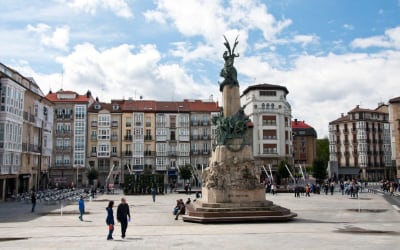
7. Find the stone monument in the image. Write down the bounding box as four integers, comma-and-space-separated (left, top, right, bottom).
183, 36, 297, 222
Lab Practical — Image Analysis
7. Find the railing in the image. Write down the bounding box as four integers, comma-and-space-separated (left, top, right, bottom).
124, 135, 132, 141
168, 151, 177, 156
111, 121, 118, 127
124, 151, 132, 156
91, 121, 97, 127
144, 135, 152, 141
144, 151, 154, 156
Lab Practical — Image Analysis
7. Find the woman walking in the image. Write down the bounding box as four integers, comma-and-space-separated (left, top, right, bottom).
106, 201, 115, 240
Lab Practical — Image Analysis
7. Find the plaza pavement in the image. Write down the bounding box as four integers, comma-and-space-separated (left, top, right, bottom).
0, 190, 399, 250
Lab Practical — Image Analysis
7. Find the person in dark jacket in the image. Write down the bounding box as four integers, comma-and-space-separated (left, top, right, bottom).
116, 198, 131, 239
78, 196, 85, 221
106, 201, 115, 240
31, 190, 37, 213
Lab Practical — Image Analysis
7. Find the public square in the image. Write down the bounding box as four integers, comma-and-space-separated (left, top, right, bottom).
0, 190, 399, 250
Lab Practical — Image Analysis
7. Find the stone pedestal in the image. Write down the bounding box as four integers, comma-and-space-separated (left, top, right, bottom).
222, 85, 241, 117
183, 144, 297, 223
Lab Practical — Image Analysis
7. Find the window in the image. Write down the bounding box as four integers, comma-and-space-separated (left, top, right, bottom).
98, 114, 110, 127
260, 91, 276, 96
98, 128, 110, 140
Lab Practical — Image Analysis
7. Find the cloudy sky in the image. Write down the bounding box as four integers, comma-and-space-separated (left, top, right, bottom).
1, 0, 400, 138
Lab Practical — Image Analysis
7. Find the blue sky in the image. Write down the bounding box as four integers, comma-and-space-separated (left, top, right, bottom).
1, 0, 400, 138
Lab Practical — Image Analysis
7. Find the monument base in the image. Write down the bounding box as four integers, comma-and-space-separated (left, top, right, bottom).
183, 144, 297, 223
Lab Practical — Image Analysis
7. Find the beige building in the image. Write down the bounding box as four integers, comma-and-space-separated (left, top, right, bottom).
388, 97, 400, 180
329, 104, 392, 181
46, 90, 94, 187
85, 98, 219, 189
292, 119, 317, 167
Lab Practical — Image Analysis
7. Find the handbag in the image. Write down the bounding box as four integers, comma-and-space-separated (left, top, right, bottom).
109, 224, 114, 231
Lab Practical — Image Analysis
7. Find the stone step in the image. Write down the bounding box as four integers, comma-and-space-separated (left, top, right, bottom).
195, 205, 279, 212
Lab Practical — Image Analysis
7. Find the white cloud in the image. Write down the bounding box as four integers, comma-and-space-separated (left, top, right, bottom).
144, 0, 293, 61
351, 26, 400, 49
32, 42, 215, 102
27, 24, 70, 51
64, 0, 132, 18
343, 24, 354, 30
292, 34, 319, 47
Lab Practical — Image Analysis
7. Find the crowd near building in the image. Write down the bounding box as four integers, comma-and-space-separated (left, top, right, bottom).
1, 62, 399, 201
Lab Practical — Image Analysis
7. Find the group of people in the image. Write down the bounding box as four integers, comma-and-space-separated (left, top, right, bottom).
105, 198, 131, 240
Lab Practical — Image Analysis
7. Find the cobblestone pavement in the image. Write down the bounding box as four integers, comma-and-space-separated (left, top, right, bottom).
0, 190, 399, 250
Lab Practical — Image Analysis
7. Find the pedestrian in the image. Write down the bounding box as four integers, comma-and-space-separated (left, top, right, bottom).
305, 184, 311, 197
151, 187, 157, 203
78, 196, 85, 221
174, 199, 186, 220
188, 183, 192, 195
330, 182, 335, 195
106, 201, 115, 240
116, 198, 131, 239
271, 184, 276, 195
184, 184, 189, 195
31, 190, 37, 213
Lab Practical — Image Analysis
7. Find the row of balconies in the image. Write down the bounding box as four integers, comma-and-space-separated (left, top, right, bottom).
21, 143, 40, 153
56, 130, 72, 136
91, 121, 119, 127
155, 121, 209, 128
86, 150, 200, 158
56, 114, 72, 120
55, 146, 72, 152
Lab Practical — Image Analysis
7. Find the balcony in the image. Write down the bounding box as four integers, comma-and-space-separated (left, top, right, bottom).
111, 151, 118, 157
132, 165, 144, 171
135, 121, 143, 127
144, 135, 152, 141
124, 150, 132, 156
202, 151, 210, 155
168, 151, 177, 156
124, 135, 132, 141
91, 135, 97, 141
202, 135, 210, 140
111, 121, 118, 127
90, 151, 97, 157
191, 135, 199, 140
170, 123, 176, 128
111, 135, 118, 141
191, 150, 199, 155
144, 150, 154, 156
91, 121, 97, 127
201, 121, 209, 126
192, 121, 199, 126
155, 165, 167, 171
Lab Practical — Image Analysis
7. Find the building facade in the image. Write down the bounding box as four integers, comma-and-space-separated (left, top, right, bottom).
292, 119, 317, 167
84, 99, 219, 189
46, 90, 94, 187
388, 97, 400, 180
241, 83, 293, 171
329, 104, 392, 181
0, 63, 53, 200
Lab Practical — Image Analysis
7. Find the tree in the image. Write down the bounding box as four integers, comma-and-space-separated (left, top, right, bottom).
312, 159, 327, 183
316, 138, 329, 166
86, 168, 99, 185
179, 165, 193, 184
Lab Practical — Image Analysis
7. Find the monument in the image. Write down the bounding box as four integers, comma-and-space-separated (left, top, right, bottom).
183, 36, 297, 222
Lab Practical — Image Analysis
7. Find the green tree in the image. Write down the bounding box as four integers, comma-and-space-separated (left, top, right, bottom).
179, 164, 193, 184
312, 159, 327, 183
86, 168, 99, 185
316, 138, 329, 166
278, 161, 290, 179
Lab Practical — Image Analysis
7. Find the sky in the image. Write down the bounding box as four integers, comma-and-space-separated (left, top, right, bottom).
1, 0, 400, 138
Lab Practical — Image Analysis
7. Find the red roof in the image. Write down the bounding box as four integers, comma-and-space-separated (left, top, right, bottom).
46, 90, 92, 103
292, 120, 313, 129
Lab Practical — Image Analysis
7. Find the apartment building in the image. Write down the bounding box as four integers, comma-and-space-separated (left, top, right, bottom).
388, 97, 400, 180
46, 90, 94, 187
240, 83, 293, 170
292, 119, 317, 167
328, 104, 391, 181
84, 98, 219, 187
0, 63, 53, 200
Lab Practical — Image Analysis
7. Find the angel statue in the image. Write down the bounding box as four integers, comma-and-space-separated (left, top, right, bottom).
219, 35, 240, 92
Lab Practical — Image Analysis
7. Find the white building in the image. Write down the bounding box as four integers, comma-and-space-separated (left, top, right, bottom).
241, 83, 293, 170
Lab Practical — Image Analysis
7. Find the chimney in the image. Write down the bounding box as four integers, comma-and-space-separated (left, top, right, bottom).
341, 113, 344, 117
294, 118, 298, 124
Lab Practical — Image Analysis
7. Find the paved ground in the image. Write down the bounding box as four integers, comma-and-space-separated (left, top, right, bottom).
0, 190, 399, 250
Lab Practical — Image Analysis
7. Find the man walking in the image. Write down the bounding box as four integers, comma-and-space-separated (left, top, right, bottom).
31, 190, 37, 213
117, 198, 131, 239
78, 196, 85, 221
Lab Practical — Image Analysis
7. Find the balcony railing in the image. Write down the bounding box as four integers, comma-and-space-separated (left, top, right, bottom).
91, 121, 97, 127
144, 150, 154, 156
124, 150, 132, 156
168, 151, 177, 156
111, 121, 118, 127
124, 135, 132, 141
111, 135, 118, 141
144, 135, 152, 141
111, 151, 118, 157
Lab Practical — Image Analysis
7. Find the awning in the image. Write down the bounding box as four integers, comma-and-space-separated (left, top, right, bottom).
338, 167, 360, 175
168, 170, 177, 176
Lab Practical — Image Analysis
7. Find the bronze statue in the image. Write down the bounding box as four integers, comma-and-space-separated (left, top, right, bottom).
219, 35, 239, 92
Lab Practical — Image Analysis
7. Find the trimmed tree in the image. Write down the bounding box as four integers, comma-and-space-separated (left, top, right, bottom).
179, 164, 193, 185
312, 159, 327, 184
86, 168, 99, 186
